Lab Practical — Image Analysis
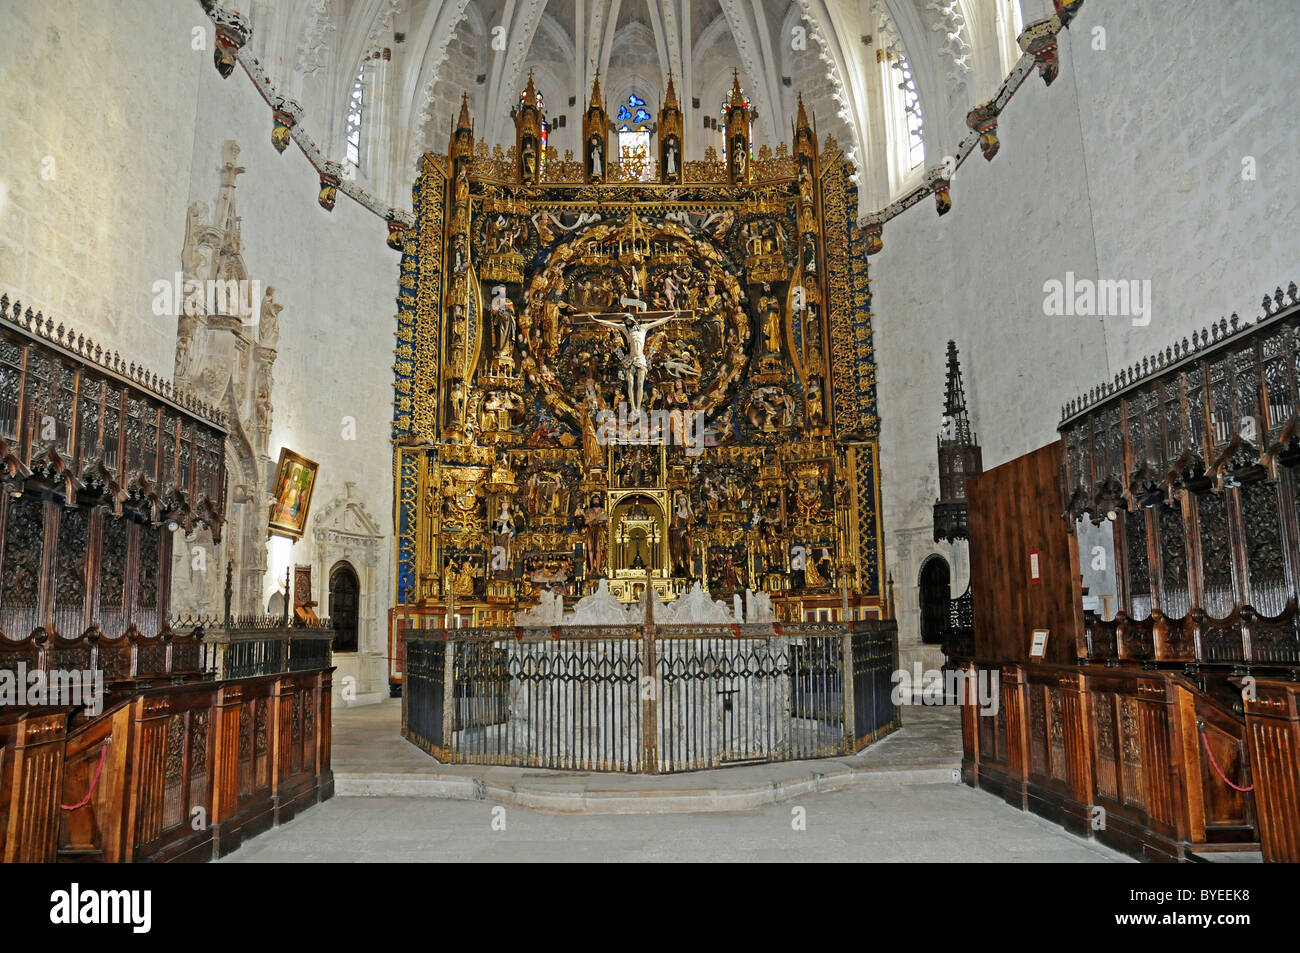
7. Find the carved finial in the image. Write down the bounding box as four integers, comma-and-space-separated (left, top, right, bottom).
663, 70, 679, 110
728, 69, 746, 111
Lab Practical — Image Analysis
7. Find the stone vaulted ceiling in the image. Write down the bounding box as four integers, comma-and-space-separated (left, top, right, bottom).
238, 0, 1022, 215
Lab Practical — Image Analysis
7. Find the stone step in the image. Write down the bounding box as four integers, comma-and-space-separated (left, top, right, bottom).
333, 762, 960, 814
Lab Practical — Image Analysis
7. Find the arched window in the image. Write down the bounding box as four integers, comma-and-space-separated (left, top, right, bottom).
994, 0, 1025, 75
345, 66, 365, 171
872, 2, 925, 191
919, 555, 951, 646
329, 561, 360, 653
617, 93, 652, 180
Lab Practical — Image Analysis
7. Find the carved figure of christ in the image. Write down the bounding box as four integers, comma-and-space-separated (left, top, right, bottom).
583, 311, 685, 413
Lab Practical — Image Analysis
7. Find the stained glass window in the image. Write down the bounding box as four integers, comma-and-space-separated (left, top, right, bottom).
616, 93, 653, 182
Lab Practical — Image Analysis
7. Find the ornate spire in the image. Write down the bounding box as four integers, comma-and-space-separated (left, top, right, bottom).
522, 70, 539, 108
589, 71, 604, 112
728, 69, 745, 110
934, 340, 981, 540
795, 92, 811, 134
942, 340, 974, 445
664, 70, 679, 110
456, 91, 472, 131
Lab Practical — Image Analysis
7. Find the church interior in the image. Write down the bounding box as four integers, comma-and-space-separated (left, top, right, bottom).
0, 0, 1296, 897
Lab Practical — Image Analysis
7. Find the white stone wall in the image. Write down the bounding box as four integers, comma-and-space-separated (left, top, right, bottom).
873, 0, 1300, 657
188, 65, 400, 700
0, 1, 400, 702
0, 0, 203, 374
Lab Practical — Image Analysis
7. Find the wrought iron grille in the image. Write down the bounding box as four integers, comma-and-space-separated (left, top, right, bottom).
402, 620, 898, 774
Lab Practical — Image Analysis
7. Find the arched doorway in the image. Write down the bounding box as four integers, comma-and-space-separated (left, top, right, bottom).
329, 561, 360, 653
919, 555, 951, 646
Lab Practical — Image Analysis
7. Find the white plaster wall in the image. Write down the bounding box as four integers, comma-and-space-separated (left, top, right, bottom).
0, 0, 203, 375
0, 0, 400, 701
188, 64, 401, 700
872, 0, 1300, 659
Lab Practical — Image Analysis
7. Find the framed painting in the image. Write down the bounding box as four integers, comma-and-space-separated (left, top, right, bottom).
268, 448, 319, 540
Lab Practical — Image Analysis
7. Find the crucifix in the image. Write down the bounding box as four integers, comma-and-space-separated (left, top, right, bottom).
573, 269, 691, 414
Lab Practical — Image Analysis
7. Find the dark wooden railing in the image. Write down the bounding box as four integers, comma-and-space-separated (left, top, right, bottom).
403, 620, 898, 773
0, 666, 333, 863
961, 660, 1299, 862
0, 615, 334, 702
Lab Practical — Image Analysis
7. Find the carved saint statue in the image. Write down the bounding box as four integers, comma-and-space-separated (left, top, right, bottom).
664, 139, 679, 178
491, 287, 516, 359
670, 490, 694, 577
259, 286, 282, 347
582, 494, 607, 576
578, 393, 604, 470
759, 284, 782, 355
589, 136, 603, 179
492, 498, 517, 567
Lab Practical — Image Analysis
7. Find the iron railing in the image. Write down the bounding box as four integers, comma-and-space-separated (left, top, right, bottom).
402, 619, 898, 773
183, 617, 335, 680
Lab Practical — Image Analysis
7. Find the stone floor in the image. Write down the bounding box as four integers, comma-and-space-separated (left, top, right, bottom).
219, 700, 1129, 862
221, 783, 1126, 863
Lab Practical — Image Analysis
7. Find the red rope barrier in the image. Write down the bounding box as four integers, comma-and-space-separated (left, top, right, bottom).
60, 739, 110, 811
1199, 724, 1254, 793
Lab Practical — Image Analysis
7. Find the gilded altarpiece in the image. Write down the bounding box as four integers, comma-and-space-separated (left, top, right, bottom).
392, 96, 881, 626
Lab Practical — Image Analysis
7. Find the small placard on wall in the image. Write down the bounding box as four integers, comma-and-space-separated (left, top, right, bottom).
1030, 628, 1050, 659
1028, 549, 1041, 582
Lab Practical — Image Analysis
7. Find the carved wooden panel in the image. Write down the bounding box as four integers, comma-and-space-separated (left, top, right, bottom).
995, 693, 1007, 766
188, 708, 208, 812
1239, 480, 1285, 617
162, 713, 186, 831
1119, 695, 1146, 810
1093, 691, 1117, 801
1029, 686, 1048, 777
1047, 686, 1065, 781
254, 697, 269, 790
0, 495, 44, 621
978, 703, 997, 763
238, 701, 252, 798
1195, 491, 1234, 619
1123, 510, 1151, 621
1156, 502, 1189, 620
52, 507, 90, 636
98, 516, 128, 633
135, 525, 160, 635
